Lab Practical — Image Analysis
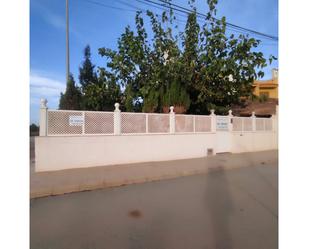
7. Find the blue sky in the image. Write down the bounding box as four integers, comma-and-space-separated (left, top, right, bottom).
30, 0, 278, 124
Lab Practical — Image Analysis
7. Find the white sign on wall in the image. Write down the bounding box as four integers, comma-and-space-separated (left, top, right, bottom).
216, 116, 229, 131
69, 115, 84, 126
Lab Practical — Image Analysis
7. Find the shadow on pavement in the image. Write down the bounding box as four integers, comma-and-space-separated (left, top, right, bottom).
205, 168, 234, 248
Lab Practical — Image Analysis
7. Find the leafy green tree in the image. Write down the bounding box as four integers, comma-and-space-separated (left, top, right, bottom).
83, 68, 122, 111
190, 0, 276, 114
79, 45, 98, 89
78, 45, 122, 111
97, 0, 276, 114
30, 123, 39, 136
99, 9, 190, 113
99, 13, 150, 111
79, 45, 99, 110
181, 10, 200, 113
59, 74, 82, 110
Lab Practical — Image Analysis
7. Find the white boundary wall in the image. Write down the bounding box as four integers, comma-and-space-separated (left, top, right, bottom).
35, 131, 277, 172
35, 133, 217, 171
35, 99, 278, 172
231, 132, 277, 153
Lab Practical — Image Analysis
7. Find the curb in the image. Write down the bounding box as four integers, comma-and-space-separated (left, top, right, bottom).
30, 153, 277, 199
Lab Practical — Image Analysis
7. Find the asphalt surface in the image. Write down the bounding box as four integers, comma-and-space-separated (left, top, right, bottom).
30, 162, 278, 249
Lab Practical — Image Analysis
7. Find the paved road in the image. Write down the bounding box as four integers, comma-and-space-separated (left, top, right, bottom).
30, 162, 277, 249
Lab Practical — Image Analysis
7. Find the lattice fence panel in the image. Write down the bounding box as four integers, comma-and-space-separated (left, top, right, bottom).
121, 113, 146, 134
256, 118, 265, 131
84, 112, 114, 134
232, 117, 242, 131
195, 115, 211, 132
243, 118, 253, 131
265, 118, 273, 131
48, 111, 83, 135
175, 115, 194, 133
148, 114, 170, 133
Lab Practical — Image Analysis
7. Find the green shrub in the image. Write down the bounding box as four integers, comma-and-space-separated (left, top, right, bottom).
30, 123, 39, 136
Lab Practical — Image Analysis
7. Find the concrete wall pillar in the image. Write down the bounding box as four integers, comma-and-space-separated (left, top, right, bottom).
39, 98, 48, 136
114, 103, 121, 135
228, 110, 233, 132
252, 111, 256, 132
272, 105, 279, 132
210, 109, 216, 133
169, 106, 175, 133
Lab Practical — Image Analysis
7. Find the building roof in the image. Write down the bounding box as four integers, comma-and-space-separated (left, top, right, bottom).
253, 78, 278, 86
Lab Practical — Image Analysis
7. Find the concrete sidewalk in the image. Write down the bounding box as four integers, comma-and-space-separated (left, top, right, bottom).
30, 150, 278, 199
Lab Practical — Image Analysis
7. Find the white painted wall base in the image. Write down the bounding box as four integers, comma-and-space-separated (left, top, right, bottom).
35, 131, 277, 172
231, 131, 277, 153
35, 133, 217, 172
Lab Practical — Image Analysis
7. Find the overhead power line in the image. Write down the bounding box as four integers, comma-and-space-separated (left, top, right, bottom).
136, 0, 276, 41
82, 0, 278, 42
82, 0, 188, 24
134, 0, 272, 41
83, 0, 137, 12
151, 0, 278, 41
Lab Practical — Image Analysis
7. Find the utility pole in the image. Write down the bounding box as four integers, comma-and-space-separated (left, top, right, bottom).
66, 0, 70, 83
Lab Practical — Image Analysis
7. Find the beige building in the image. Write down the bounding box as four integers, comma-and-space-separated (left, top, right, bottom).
253, 69, 278, 99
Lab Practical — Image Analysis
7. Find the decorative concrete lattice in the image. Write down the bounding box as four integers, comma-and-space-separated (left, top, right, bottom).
47, 110, 83, 135
175, 115, 194, 133
84, 112, 114, 134
194, 115, 211, 132
148, 114, 170, 133
46, 108, 273, 136
232, 117, 242, 131
243, 118, 253, 131
256, 118, 265, 131
121, 113, 146, 134
264, 118, 273, 131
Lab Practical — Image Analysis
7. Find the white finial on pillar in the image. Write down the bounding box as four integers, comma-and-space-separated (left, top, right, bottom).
228, 110, 233, 116
210, 109, 215, 115
169, 106, 174, 114
251, 111, 256, 117
114, 103, 120, 111
40, 98, 47, 109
